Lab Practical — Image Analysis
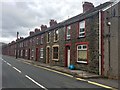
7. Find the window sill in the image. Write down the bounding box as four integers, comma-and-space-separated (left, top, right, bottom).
52, 59, 59, 61
77, 61, 87, 64
77, 36, 85, 39
54, 40, 59, 43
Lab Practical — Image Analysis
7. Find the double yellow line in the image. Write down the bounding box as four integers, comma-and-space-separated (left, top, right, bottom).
22, 61, 117, 90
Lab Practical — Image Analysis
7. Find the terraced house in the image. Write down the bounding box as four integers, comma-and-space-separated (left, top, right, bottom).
2, 1, 120, 79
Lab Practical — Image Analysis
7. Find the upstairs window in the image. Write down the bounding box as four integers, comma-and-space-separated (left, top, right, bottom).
79, 20, 85, 38
54, 30, 59, 42
36, 37, 39, 45
25, 49, 27, 56
47, 32, 50, 43
31, 49, 34, 58
66, 26, 71, 40
40, 35, 43, 44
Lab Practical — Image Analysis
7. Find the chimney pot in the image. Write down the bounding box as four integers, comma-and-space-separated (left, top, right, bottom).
41, 25, 47, 31
35, 28, 40, 33
29, 31, 34, 36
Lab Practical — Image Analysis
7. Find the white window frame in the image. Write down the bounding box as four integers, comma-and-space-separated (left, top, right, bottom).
47, 32, 50, 43
25, 49, 27, 56
54, 29, 59, 42
40, 48, 43, 58
21, 50, 23, 57
41, 35, 43, 44
66, 26, 71, 40
52, 45, 59, 61
79, 20, 85, 38
77, 44, 87, 63
31, 49, 34, 58
37, 37, 39, 44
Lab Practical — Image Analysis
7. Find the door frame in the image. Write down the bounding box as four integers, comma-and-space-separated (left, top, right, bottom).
28, 48, 30, 60
46, 46, 50, 64
35, 48, 39, 61
65, 44, 71, 67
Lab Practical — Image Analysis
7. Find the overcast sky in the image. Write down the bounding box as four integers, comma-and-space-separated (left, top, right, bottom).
0, 0, 110, 43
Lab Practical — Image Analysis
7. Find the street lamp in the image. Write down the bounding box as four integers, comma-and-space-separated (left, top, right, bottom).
16, 32, 19, 59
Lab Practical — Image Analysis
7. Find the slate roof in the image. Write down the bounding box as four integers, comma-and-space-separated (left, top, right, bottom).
11, 2, 112, 44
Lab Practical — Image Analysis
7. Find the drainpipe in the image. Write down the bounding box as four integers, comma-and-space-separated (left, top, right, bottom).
16, 32, 19, 59
107, 21, 111, 75
99, 10, 102, 75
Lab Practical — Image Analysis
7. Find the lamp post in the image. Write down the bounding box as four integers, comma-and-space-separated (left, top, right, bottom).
16, 32, 19, 59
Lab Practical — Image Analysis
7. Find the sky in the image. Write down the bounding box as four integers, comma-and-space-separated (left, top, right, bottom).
0, 0, 110, 43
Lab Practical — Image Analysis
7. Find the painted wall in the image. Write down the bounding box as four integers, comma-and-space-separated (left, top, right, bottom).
103, 2, 119, 79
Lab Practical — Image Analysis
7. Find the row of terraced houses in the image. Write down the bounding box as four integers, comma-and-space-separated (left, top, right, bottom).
2, 1, 120, 79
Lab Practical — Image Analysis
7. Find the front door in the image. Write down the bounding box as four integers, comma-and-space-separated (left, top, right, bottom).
36, 48, 38, 61
65, 46, 70, 67
28, 48, 30, 60
46, 47, 50, 63
67, 49, 70, 67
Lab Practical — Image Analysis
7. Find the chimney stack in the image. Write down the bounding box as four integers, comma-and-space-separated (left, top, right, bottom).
20, 37, 24, 39
34, 28, 40, 33
83, 2, 94, 13
41, 25, 47, 31
29, 31, 34, 36
49, 19, 57, 27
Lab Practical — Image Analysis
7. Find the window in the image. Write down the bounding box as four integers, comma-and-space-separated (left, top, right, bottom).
15, 50, 16, 56
47, 32, 50, 43
21, 50, 23, 57
52, 46, 59, 60
36, 37, 39, 44
77, 44, 87, 63
79, 20, 85, 38
40, 48, 43, 58
25, 49, 27, 56
40, 35, 43, 44
31, 49, 34, 58
54, 30, 59, 42
66, 26, 71, 40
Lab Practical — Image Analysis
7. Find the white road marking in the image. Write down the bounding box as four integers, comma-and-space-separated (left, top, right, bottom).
25, 75, 47, 90
21, 60, 117, 90
4, 60, 6, 63
13, 67, 21, 73
6, 62, 12, 66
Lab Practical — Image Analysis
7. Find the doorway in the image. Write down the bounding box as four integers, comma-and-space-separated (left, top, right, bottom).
36, 48, 38, 61
46, 47, 50, 63
28, 48, 30, 60
65, 46, 70, 67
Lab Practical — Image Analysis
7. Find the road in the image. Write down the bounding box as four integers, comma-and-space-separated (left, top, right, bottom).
1, 55, 108, 89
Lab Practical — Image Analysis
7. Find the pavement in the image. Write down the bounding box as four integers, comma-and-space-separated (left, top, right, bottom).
18, 58, 119, 89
